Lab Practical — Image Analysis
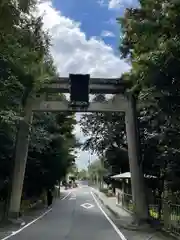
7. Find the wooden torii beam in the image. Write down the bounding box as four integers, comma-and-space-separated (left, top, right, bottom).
40, 76, 129, 94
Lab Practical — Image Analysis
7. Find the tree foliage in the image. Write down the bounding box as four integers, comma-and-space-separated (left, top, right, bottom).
77, 169, 88, 180
88, 159, 107, 181
80, 0, 180, 196
80, 110, 129, 175
0, 0, 77, 203
119, 0, 180, 190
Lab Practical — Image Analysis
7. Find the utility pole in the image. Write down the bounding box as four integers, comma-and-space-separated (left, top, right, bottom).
88, 153, 91, 185
100, 155, 104, 189
88, 154, 91, 168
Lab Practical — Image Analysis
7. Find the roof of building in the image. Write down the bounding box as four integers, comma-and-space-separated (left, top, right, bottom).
111, 172, 157, 180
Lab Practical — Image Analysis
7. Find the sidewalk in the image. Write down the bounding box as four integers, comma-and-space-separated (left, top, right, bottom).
92, 188, 177, 240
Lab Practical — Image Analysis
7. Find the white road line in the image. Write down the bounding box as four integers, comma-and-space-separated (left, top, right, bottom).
91, 191, 127, 240
1, 191, 72, 240
69, 198, 76, 200
61, 191, 72, 200
0, 208, 52, 240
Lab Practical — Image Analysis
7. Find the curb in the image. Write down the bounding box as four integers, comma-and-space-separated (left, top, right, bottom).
92, 190, 154, 233
92, 189, 179, 240
93, 191, 120, 218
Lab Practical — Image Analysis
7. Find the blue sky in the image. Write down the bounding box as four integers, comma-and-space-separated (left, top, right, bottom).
38, 0, 137, 170
51, 0, 122, 51
51, 0, 138, 54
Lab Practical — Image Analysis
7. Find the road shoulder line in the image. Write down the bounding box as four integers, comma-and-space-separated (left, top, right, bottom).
0, 208, 52, 240
0, 190, 72, 240
91, 191, 127, 240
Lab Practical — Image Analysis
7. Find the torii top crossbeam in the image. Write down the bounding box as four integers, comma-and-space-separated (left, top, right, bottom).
33, 74, 131, 112
40, 75, 130, 94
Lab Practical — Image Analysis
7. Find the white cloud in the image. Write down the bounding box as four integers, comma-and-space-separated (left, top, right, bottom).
101, 30, 115, 38
108, 0, 133, 9
108, 0, 123, 9
73, 113, 97, 170
97, 0, 107, 7
73, 113, 86, 142
37, 0, 130, 169
38, 1, 130, 77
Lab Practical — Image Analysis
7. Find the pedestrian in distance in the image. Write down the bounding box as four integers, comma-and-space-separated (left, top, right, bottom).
47, 188, 53, 207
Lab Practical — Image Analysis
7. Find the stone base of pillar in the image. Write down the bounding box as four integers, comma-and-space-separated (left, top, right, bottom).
8, 211, 21, 220
8, 212, 25, 226
131, 215, 151, 226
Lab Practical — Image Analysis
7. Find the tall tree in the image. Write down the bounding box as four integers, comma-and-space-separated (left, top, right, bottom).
81, 1, 180, 200
0, 0, 78, 210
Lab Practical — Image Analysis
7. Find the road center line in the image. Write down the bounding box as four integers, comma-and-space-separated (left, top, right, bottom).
91, 191, 127, 240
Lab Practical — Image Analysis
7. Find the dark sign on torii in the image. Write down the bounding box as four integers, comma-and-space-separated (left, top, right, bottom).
69, 74, 90, 109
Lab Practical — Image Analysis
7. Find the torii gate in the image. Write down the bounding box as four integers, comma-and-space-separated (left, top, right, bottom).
8, 74, 148, 223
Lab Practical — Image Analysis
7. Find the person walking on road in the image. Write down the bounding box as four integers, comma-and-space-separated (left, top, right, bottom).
47, 188, 53, 207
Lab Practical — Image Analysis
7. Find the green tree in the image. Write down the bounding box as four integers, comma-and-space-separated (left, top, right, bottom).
81, 1, 180, 203
24, 112, 77, 197
118, 0, 180, 199
78, 169, 88, 180
88, 159, 107, 184
80, 111, 129, 176
0, 0, 78, 213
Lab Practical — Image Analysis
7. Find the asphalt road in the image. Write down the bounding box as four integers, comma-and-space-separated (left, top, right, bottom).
2, 185, 126, 240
